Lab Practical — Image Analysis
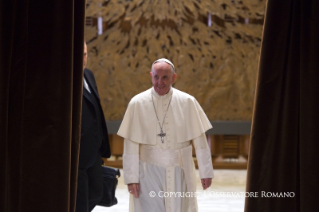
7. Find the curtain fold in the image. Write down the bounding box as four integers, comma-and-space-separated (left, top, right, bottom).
0, 0, 85, 211
245, 0, 319, 211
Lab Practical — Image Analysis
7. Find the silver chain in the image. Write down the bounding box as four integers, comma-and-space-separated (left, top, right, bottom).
151, 93, 172, 140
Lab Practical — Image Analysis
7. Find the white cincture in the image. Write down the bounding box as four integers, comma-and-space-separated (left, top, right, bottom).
140, 145, 181, 167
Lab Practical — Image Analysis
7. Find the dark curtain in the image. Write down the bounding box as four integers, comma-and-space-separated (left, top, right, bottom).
245, 0, 319, 211
0, 0, 85, 211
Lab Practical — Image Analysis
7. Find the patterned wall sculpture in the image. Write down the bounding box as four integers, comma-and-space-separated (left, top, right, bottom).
85, 0, 265, 121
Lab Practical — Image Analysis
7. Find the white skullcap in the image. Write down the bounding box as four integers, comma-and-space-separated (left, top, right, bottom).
152, 58, 175, 72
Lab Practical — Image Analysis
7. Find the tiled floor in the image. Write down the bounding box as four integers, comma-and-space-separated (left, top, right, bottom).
93, 169, 247, 212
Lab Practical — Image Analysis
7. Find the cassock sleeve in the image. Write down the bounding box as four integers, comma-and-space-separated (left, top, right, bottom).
123, 138, 140, 185
193, 133, 214, 179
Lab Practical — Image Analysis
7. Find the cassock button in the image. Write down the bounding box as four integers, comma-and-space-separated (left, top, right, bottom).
94, 132, 98, 136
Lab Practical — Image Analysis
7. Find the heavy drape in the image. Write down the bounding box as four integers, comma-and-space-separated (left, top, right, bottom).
0, 0, 85, 211
245, 0, 319, 211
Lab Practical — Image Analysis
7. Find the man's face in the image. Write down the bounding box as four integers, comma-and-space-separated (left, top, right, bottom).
150, 62, 177, 96
83, 43, 87, 71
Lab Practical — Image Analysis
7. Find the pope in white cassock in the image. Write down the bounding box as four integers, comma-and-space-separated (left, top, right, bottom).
117, 58, 214, 212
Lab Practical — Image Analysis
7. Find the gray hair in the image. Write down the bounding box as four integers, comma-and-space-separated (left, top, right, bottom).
151, 58, 176, 73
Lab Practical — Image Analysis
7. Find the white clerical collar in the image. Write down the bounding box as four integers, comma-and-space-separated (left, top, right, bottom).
151, 86, 173, 99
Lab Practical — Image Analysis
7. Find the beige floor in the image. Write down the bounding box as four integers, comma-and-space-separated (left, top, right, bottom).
93, 169, 247, 212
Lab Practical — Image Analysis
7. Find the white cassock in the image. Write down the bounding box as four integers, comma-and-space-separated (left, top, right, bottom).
118, 87, 214, 212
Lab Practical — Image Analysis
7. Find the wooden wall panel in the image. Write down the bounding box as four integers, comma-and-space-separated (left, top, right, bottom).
85, 0, 266, 121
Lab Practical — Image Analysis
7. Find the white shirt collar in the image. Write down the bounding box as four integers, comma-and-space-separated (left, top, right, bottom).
83, 77, 91, 93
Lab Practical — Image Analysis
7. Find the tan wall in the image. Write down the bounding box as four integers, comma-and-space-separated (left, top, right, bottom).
85, 0, 266, 121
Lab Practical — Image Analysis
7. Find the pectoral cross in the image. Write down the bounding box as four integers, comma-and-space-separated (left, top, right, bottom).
157, 129, 166, 143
